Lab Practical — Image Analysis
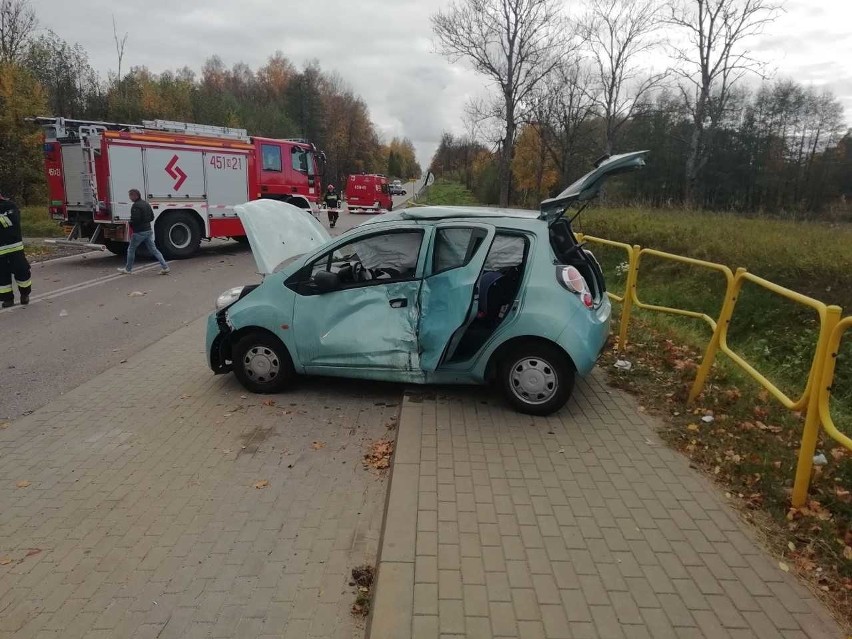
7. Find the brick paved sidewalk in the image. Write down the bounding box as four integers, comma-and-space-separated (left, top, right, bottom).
370, 375, 845, 639
0, 318, 399, 639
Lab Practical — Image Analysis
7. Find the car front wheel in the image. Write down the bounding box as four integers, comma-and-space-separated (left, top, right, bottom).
498, 343, 574, 416
232, 333, 295, 394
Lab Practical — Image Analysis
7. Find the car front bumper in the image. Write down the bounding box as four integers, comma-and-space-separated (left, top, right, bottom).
206, 311, 233, 374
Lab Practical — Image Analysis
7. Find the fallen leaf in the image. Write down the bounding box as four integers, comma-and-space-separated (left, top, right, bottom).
787, 541, 796, 552
363, 439, 394, 470
222, 449, 232, 454
25, 548, 41, 558
311, 441, 326, 450
253, 480, 269, 489
16, 480, 30, 488
262, 399, 276, 407
844, 546, 852, 561
0, 557, 11, 565
779, 561, 789, 572
687, 424, 700, 432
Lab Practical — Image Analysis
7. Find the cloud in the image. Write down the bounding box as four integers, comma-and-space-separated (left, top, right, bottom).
34, 0, 852, 170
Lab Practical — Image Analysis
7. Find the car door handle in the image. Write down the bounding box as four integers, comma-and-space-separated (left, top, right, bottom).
389, 298, 408, 308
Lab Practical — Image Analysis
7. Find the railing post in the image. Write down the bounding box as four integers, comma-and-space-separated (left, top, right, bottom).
688, 267, 743, 403
791, 304, 843, 507
616, 245, 640, 350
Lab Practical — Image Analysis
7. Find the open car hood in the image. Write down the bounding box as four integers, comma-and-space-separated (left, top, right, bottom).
235, 200, 331, 274
539, 151, 648, 224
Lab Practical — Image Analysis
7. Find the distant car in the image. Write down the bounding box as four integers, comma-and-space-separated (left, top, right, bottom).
207, 151, 648, 415
389, 184, 406, 196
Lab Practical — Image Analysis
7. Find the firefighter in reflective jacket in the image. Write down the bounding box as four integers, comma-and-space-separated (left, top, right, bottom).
323, 184, 340, 228
0, 191, 31, 308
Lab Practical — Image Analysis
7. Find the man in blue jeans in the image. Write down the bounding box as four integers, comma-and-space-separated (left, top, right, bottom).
118, 189, 170, 275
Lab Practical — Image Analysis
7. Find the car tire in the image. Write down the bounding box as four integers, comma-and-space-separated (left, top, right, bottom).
155, 211, 201, 259
233, 333, 295, 394
498, 342, 574, 416
103, 239, 128, 256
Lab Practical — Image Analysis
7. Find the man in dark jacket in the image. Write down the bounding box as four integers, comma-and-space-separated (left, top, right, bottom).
119, 189, 170, 274
323, 184, 340, 228
0, 191, 31, 308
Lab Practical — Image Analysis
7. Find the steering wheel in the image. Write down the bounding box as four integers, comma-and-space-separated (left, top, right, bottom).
353, 262, 370, 282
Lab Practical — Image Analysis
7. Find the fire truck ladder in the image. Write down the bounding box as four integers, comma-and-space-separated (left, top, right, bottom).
43, 125, 109, 252
79, 125, 104, 213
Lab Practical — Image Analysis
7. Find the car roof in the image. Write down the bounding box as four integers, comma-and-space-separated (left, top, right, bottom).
363, 206, 541, 225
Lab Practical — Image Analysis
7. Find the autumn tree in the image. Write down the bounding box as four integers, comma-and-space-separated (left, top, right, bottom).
0, 62, 45, 200
512, 124, 558, 205
432, 0, 571, 206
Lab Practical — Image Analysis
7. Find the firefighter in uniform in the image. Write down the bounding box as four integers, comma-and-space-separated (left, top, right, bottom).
323, 184, 340, 228
0, 191, 31, 308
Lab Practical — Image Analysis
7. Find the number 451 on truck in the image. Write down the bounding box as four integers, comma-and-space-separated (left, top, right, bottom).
32, 117, 326, 259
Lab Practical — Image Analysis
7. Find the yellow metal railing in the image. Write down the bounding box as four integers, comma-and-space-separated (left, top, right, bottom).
578, 233, 849, 506
818, 317, 852, 452
633, 248, 734, 332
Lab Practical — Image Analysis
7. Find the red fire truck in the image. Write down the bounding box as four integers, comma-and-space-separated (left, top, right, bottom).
344, 173, 393, 213
34, 117, 325, 258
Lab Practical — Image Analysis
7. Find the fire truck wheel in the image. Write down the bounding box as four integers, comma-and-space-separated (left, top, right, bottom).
156, 211, 201, 259
103, 240, 128, 256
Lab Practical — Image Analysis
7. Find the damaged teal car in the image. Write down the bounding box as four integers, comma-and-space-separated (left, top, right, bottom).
207, 151, 647, 415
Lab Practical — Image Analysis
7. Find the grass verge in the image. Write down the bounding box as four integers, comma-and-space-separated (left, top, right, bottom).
415, 179, 478, 206
21, 205, 64, 238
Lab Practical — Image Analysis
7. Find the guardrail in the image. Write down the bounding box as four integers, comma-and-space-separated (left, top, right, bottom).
818, 317, 852, 452
579, 234, 849, 507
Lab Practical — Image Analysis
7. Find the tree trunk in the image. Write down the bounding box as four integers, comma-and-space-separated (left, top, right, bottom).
684, 122, 702, 208
498, 118, 515, 207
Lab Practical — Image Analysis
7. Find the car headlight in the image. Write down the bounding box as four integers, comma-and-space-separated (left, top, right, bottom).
215, 286, 245, 311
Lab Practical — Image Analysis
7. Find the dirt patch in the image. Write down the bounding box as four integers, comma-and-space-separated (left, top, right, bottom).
350, 565, 375, 617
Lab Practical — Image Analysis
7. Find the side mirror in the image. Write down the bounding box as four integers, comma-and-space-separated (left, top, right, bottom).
312, 270, 339, 293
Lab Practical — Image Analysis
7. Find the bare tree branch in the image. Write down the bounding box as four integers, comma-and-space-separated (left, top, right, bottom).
0, 0, 36, 64
582, 0, 667, 154
432, 0, 576, 205
667, 0, 780, 205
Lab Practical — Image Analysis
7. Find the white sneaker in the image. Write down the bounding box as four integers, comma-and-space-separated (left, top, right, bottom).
117, 267, 131, 274
160, 267, 171, 275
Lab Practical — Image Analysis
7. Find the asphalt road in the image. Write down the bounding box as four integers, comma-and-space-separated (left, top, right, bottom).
0, 211, 366, 422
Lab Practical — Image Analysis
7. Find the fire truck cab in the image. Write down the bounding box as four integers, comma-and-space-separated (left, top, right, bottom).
344, 173, 393, 213
36, 117, 325, 259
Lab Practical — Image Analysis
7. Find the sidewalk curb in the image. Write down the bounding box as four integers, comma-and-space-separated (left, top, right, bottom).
367, 393, 421, 639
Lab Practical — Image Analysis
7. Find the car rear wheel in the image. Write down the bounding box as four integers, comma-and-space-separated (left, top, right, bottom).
233, 333, 295, 394
498, 342, 574, 416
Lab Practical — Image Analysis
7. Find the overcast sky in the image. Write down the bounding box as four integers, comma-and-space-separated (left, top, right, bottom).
35, 0, 852, 167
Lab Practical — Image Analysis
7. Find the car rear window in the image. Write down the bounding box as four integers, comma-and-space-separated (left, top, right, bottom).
484, 234, 526, 270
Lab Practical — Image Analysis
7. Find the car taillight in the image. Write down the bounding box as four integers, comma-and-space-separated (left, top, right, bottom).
557, 266, 594, 308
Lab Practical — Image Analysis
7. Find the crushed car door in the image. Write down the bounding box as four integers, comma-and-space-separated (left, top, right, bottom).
418, 223, 495, 372
291, 228, 426, 373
